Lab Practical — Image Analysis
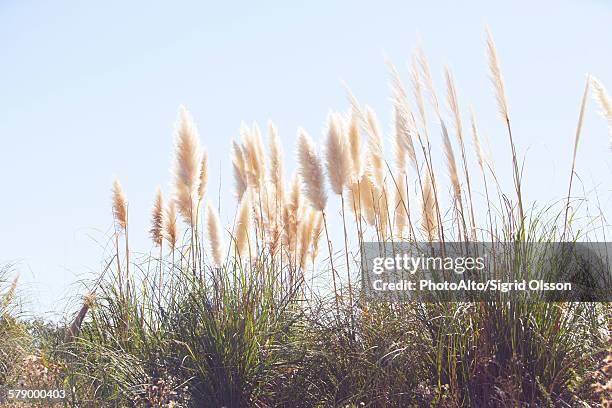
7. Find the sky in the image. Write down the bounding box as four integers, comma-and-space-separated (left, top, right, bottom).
1, 0, 611, 318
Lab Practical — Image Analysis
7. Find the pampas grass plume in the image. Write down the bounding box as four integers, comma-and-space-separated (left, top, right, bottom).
150, 188, 164, 247
164, 201, 178, 250
268, 122, 285, 204
198, 149, 208, 202
112, 179, 127, 232
174, 106, 201, 225
297, 129, 327, 212
422, 172, 438, 240
232, 141, 248, 199
485, 27, 510, 122
235, 192, 251, 258
326, 113, 351, 195
206, 201, 225, 267
347, 108, 362, 178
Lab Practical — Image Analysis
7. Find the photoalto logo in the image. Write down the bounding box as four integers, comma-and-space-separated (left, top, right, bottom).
361, 242, 612, 302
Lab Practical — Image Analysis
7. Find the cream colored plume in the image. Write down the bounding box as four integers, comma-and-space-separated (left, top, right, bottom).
421, 172, 438, 241
417, 46, 441, 117
150, 188, 164, 247
395, 176, 409, 238
326, 113, 352, 195
173, 106, 201, 226
282, 172, 301, 254
297, 129, 327, 212
393, 103, 417, 172
234, 192, 251, 258
298, 209, 316, 270
388, 61, 418, 171
348, 171, 376, 225
164, 201, 178, 250
311, 212, 324, 262
365, 107, 384, 185
347, 108, 362, 178
232, 141, 248, 199
376, 187, 389, 240
445, 68, 467, 155
198, 149, 208, 202
485, 27, 510, 122
206, 202, 224, 267
241, 123, 265, 189
112, 179, 127, 232
268, 122, 285, 205
442, 121, 462, 204
469, 108, 487, 170
411, 55, 427, 130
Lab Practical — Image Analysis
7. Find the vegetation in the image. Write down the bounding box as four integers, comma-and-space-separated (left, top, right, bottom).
1, 29, 611, 407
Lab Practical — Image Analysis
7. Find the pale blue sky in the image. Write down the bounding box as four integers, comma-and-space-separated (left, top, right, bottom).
1, 1, 611, 317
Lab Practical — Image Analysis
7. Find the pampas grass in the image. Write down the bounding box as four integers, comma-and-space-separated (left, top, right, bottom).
234, 192, 251, 259
57, 27, 611, 407
486, 27, 524, 221
268, 122, 285, 207
112, 179, 127, 232
198, 149, 208, 202
297, 129, 327, 212
325, 113, 351, 195
174, 106, 201, 227
422, 171, 437, 241
206, 201, 224, 268
365, 107, 385, 186
164, 200, 178, 252
150, 188, 164, 247
347, 108, 362, 178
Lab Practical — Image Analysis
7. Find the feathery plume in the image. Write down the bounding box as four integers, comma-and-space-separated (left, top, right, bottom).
241, 123, 265, 189
234, 192, 251, 258
485, 27, 510, 122
232, 141, 248, 199
377, 187, 389, 240
173, 106, 201, 226
326, 113, 352, 195
422, 172, 438, 240
1, 274, 19, 313
206, 202, 224, 267
268, 121, 285, 205
297, 129, 327, 212
395, 176, 409, 238
388, 62, 418, 170
417, 46, 441, 117
352, 171, 377, 225
164, 201, 178, 251
591, 77, 612, 144
445, 68, 464, 146
283, 172, 301, 255
112, 179, 127, 232
347, 108, 362, 178
442, 121, 462, 204
311, 212, 324, 261
298, 209, 316, 270
469, 108, 487, 171
411, 55, 427, 132
198, 149, 208, 202
365, 107, 384, 185
150, 188, 164, 247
